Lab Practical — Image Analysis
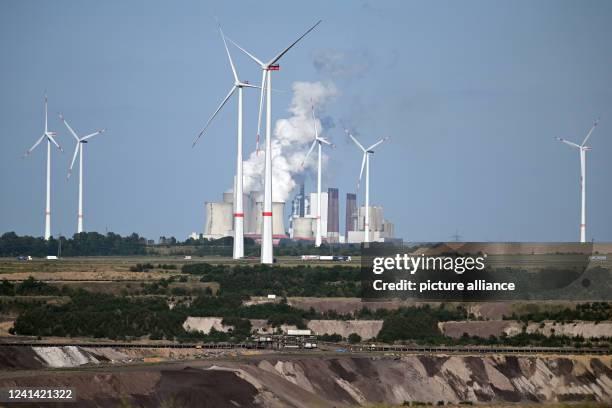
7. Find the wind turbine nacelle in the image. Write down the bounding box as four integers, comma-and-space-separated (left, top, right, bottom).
47, 132, 57, 136
81, 140, 88, 144
583, 146, 592, 151
269, 65, 280, 71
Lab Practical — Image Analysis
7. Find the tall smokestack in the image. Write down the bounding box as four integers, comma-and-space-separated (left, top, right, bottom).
299, 179, 305, 217
345, 193, 357, 241
327, 188, 339, 243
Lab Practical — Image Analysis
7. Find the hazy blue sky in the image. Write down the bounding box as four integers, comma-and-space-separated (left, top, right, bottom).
1, 0, 611, 242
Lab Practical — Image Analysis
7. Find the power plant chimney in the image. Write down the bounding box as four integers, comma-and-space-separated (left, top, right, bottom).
345, 193, 357, 241
299, 179, 305, 217
327, 188, 339, 243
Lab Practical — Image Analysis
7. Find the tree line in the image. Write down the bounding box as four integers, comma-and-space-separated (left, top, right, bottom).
0, 232, 364, 257
183, 263, 361, 297
0, 232, 148, 257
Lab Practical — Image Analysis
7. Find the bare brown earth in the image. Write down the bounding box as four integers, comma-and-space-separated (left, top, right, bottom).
285, 297, 591, 319
181, 316, 610, 341
0, 256, 359, 279
440, 320, 612, 339
0, 350, 609, 407
0, 257, 191, 281
307, 320, 383, 340
415, 243, 612, 256
183, 317, 384, 339
45, 280, 218, 295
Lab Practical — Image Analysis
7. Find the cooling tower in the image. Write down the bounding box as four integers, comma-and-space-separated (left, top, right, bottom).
222, 192, 233, 203
204, 202, 233, 238
292, 217, 314, 240
254, 200, 286, 236
253, 201, 263, 235
272, 202, 286, 236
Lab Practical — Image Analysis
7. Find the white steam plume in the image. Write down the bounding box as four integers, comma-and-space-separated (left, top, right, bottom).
242, 81, 338, 202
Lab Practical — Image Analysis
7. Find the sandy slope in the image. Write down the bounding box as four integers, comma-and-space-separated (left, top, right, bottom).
0, 349, 609, 407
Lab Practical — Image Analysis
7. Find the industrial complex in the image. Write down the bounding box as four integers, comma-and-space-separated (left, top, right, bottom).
202, 180, 395, 244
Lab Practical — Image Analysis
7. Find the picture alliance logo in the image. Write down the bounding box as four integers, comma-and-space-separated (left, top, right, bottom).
372, 253, 487, 275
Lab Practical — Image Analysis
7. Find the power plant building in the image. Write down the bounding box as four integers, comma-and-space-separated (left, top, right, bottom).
345, 193, 357, 241
203, 185, 396, 244
288, 187, 341, 243
309, 191, 328, 238
346, 205, 395, 243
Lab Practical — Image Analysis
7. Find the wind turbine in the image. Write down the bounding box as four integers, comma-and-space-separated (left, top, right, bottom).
556, 118, 599, 243
302, 105, 334, 247
192, 25, 259, 260
347, 131, 389, 244
228, 20, 322, 264
23, 94, 63, 240
59, 113, 105, 234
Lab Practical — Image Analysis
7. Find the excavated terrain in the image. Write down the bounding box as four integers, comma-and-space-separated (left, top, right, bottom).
0, 348, 610, 407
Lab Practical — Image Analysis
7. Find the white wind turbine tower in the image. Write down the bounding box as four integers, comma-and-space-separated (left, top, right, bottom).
347, 131, 389, 244
228, 20, 322, 264
556, 118, 599, 243
192, 25, 259, 260
302, 105, 334, 247
59, 113, 105, 234
24, 94, 63, 240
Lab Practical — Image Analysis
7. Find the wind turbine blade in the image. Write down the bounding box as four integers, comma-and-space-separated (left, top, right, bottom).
192, 86, 236, 147
267, 20, 322, 66
581, 118, 599, 146
346, 130, 366, 152
68, 143, 79, 177
81, 129, 105, 141
367, 136, 390, 151
301, 139, 317, 167
241, 82, 282, 92
24, 134, 46, 156
255, 69, 267, 153
318, 137, 333, 146
58, 113, 80, 142
219, 25, 239, 82
311, 105, 319, 140
226, 37, 265, 67
556, 137, 580, 149
47, 134, 63, 152
358, 153, 366, 189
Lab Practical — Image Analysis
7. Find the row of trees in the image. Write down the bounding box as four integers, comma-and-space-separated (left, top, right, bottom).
13, 291, 186, 340
0, 232, 148, 257
184, 263, 362, 297
11, 285, 612, 347
504, 302, 612, 323
0, 232, 364, 257
0, 277, 62, 296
